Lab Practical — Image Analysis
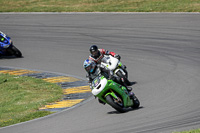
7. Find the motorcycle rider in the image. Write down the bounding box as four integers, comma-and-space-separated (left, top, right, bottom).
89, 45, 122, 64
83, 59, 133, 104
89, 45, 137, 85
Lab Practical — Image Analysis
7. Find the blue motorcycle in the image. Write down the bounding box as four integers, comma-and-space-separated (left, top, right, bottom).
0, 31, 22, 57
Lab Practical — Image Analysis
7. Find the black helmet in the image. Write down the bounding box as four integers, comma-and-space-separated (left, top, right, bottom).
90, 45, 98, 54
90, 45, 100, 58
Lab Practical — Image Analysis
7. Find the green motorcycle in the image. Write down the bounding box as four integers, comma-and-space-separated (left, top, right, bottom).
91, 75, 140, 113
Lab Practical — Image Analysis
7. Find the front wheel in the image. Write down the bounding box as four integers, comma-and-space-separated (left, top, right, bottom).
116, 70, 131, 86
131, 95, 140, 109
12, 46, 22, 57
105, 94, 125, 113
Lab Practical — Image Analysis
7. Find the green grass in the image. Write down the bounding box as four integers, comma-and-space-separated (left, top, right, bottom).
0, 0, 199, 131
173, 129, 200, 133
0, 74, 63, 127
0, 0, 199, 12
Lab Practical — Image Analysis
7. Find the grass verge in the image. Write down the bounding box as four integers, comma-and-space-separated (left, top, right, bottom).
0, 73, 63, 127
0, 0, 199, 12
173, 129, 200, 133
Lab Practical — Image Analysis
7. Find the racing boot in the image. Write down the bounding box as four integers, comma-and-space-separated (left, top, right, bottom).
128, 91, 134, 99
127, 87, 134, 99
127, 86, 132, 92
128, 81, 137, 86
120, 65, 138, 86
123, 65, 127, 69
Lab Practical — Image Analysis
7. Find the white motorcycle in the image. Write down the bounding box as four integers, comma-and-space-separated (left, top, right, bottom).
101, 55, 131, 86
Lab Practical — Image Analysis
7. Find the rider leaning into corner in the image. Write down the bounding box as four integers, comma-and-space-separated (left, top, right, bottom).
89, 45, 121, 64
85, 45, 137, 102
89, 45, 136, 85
83, 59, 134, 104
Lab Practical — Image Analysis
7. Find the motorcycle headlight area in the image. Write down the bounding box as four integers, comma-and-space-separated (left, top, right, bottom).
92, 77, 101, 88
3, 44, 10, 48
91, 77, 107, 96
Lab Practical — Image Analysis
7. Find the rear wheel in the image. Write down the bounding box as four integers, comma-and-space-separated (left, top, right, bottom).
105, 94, 125, 113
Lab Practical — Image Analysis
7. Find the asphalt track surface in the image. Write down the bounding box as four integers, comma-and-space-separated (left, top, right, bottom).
0, 13, 200, 133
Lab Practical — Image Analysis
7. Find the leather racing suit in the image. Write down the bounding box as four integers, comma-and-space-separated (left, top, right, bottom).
89, 49, 120, 64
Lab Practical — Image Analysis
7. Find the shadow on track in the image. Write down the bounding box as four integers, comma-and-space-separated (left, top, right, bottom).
0, 55, 24, 59
107, 106, 143, 114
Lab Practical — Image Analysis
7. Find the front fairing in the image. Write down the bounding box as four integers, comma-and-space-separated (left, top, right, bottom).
91, 76, 133, 107
105, 81, 133, 107
0, 41, 12, 50
0, 34, 12, 50
0, 43, 11, 49
0, 42, 13, 55
101, 55, 119, 71
91, 76, 108, 96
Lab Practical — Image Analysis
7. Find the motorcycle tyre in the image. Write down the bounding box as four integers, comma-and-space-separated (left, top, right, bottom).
12, 46, 22, 57
131, 95, 140, 109
123, 68, 128, 78
105, 94, 125, 113
116, 70, 131, 86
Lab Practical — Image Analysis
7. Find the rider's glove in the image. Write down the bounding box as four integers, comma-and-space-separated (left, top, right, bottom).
114, 54, 121, 60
